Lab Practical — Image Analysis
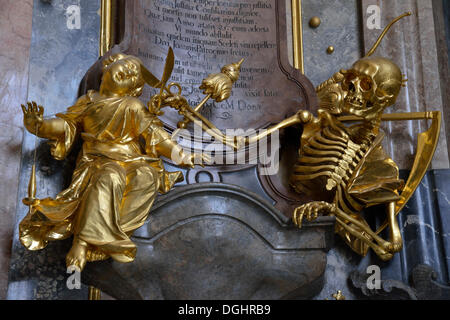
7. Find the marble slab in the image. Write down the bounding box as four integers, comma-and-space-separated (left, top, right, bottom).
362, 0, 449, 170
7, 0, 100, 300
0, 0, 33, 299
301, 0, 363, 87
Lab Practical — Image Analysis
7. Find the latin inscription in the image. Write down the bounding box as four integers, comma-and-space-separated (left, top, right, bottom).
127, 0, 302, 130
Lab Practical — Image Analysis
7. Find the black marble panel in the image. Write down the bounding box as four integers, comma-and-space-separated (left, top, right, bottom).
314, 169, 450, 300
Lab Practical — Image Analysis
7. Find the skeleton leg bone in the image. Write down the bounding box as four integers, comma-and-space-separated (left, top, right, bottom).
293, 199, 401, 257
294, 200, 392, 250
332, 205, 394, 252
386, 201, 403, 252
335, 216, 393, 260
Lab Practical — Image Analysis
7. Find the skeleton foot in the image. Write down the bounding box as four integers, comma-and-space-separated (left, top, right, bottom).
293, 201, 335, 228
336, 217, 394, 260
66, 237, 88, 271
367, 235, 401, 256
385, 240, 403, 253
377, 251, 394, 261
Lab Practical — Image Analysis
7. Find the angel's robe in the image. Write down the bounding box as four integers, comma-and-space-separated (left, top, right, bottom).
19, 90, 183, 263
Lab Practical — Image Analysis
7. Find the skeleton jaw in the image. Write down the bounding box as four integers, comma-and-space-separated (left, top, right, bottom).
343, 94, 369, 117
343, 94, 386, 121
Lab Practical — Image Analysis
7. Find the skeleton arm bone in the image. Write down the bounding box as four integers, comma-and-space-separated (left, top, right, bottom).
293, 199, 399, 259
243, 110, 317, 145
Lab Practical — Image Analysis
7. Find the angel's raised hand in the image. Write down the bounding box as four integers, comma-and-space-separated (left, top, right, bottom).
21, 101, 44, 134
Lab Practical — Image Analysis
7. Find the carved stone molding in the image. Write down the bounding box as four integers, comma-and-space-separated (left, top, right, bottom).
350, 264, 450, 300
350, 269, 418, 300
412, 264, 450, 300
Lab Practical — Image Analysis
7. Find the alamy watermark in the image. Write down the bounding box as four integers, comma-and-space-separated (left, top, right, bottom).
366, 5, 381, 30
66, 5, 81, 30
367, 265, 382, 290
66, 265, 81, 290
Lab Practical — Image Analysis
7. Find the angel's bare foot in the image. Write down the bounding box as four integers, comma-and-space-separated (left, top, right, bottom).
86, 248, 109, 262
66, 237, 88, 271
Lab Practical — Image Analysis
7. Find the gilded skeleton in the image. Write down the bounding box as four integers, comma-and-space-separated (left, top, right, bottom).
244, 12, 439, 261
290, 56, 406, 260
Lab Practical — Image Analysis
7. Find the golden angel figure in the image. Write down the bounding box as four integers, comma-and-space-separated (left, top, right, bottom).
19, 53, 207, 271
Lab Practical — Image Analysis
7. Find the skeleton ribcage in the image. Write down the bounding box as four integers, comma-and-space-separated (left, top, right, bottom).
290, 125, 369, 215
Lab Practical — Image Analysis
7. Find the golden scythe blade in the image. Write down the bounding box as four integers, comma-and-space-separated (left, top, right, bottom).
392, 111, 441, 215
140, 64, 160, 88
377, 111, 441, 235
340, 111, 442, 235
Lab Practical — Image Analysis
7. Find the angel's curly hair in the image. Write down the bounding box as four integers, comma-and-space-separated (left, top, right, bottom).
102, 53, 145, 97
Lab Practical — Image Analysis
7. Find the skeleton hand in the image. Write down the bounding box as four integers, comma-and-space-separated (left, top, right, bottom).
316, 70, 345, 93
21, 101, 44, 134
293, 201, 335, 228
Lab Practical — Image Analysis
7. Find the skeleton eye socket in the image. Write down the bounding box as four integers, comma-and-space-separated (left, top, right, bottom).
360, 78, 373, 91
345, 73, 356, 83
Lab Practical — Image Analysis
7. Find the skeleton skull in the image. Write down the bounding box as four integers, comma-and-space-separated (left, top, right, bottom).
340, 57, 403, 119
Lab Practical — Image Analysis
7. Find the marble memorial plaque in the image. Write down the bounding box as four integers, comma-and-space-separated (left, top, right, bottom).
116, 0, 317, 132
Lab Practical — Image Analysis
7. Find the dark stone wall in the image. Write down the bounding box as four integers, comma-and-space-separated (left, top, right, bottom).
7, 0, 100, 300
443, 0, 450, 65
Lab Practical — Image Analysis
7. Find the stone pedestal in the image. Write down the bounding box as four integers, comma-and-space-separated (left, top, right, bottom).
82, 183, 335, 300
